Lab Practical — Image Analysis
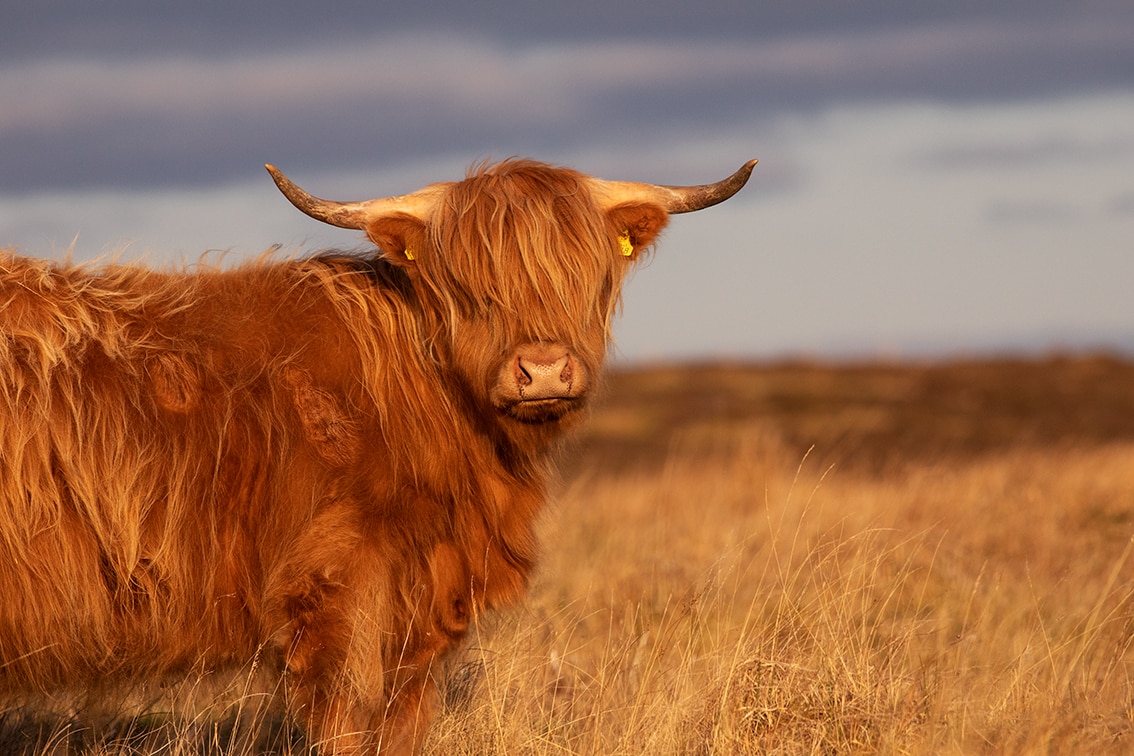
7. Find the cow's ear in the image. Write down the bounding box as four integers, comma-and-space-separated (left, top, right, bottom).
607, 203, 669, 258
363, 214, 429, 267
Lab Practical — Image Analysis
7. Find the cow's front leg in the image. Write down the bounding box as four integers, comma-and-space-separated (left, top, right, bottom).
297, 680, 436, 756
278, 537, 472, 754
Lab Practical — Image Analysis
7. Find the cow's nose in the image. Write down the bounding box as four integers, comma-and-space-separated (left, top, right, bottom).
516, 353, 573, 398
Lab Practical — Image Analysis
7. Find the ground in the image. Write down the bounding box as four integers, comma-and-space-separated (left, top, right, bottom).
6, 354, 1134, 754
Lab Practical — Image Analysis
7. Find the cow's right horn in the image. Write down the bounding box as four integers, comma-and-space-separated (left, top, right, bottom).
266, 164, 440, 229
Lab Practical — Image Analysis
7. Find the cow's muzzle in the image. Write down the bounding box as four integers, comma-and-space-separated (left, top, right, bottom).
492, 343, 588, 423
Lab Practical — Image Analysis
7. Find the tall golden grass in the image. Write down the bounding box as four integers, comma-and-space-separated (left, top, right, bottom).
429, 356, 1134, 754
5, 356, 1134, 754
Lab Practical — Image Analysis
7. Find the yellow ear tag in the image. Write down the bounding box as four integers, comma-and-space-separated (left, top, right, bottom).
403, 247, 416, 261
618, 231, 634, 257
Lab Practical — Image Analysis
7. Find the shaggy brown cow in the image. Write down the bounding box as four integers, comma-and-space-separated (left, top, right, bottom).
0, 157, 755, 753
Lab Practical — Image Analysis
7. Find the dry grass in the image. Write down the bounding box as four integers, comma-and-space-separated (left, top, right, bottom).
6, 355, 1134, 753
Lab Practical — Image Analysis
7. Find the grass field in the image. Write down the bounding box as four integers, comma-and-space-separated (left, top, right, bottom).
5, 355, 1134, 754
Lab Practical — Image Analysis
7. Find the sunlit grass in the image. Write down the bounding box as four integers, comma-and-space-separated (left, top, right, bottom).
5, 357, 1134, 753
426, 422, 1134, 754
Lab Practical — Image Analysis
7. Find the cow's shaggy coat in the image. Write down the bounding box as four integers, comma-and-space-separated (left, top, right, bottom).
0, 158, 752, 753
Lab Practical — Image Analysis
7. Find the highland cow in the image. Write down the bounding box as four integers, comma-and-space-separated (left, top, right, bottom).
0, 157, 755, 753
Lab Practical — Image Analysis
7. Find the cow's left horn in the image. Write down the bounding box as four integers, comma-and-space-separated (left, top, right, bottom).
595, 159, 757, 214
266, 164, 438, 229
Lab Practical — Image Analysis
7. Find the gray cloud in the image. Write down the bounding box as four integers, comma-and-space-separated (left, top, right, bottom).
907, 133, 1134, 171
1107, 193, 1134, 218
3, 1, 1133, 361
983, 199, 1082, 226
4, 1, 1132, 59
2, 7, 1133, 193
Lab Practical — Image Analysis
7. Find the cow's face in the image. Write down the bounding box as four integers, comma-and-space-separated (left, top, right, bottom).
267, 158, 755, 429
366, 163, 667, 427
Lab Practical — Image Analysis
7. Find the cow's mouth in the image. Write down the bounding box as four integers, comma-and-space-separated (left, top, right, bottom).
502, 396, 585, 424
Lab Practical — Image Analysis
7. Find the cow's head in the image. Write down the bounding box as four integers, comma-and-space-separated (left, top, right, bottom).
267, 159, 755, 432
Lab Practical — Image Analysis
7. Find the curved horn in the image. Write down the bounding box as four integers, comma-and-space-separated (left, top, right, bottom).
594, 159, 757, 214
265, 164, 440, 229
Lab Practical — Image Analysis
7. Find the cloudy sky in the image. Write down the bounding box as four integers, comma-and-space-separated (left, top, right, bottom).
2, 1, 1132, 363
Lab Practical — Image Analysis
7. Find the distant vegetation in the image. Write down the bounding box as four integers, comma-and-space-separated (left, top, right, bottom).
6, 355, 1134, 754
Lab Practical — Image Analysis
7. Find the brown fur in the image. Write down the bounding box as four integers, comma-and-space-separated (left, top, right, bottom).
0, 160, 670, 753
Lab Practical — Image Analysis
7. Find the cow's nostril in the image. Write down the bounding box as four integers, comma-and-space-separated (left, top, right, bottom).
516, 359, 533, 386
